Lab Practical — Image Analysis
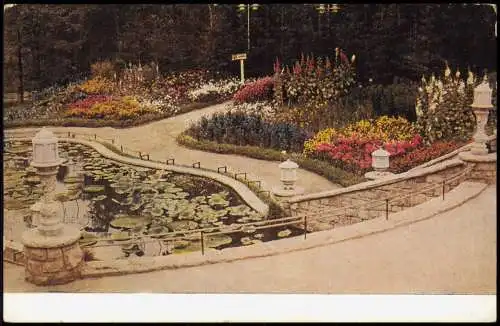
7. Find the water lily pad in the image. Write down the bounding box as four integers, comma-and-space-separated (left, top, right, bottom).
151, 206, 165, 217
227, 205, 252, 216
254, 233, 264, 239
109, 215, 152, 230
208, 192, 230, 208
277, 229, 292, 238
241, 237, 253, 246
92, 195, 107, 201
241, 225, 257, 234
191, 196, 207, 204
167, 220, 199, 231
149, 225, 170, 238
83, 185, 105, 193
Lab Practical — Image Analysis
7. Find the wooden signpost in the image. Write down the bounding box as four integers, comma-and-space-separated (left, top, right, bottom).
232, 53, 247, 84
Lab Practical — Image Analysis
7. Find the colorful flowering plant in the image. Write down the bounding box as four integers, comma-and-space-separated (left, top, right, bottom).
233, 77, 274, 104
389, 141, 464, 173
78, 76, 115, 95
303, 116, 417, 156
310, 134, 423, 175
274, 49, 356, 107
188, 77, 241, 102
66, 95, 113, 111
65, 95, 154, 120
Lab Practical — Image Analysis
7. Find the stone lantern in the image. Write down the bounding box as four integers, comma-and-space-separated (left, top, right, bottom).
469, 75, 494, 155
21, 127, 83, 285
272, 159, 304, 197
364, 147, 394, 180
31, 127, 63, 174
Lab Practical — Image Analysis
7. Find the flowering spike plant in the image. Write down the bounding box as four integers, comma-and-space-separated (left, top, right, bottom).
415, 64, 477, 143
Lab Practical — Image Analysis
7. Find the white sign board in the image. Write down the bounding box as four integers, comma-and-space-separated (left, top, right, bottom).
232, 53, 247, 61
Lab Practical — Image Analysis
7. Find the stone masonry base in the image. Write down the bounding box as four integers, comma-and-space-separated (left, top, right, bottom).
23, 227, 83, 286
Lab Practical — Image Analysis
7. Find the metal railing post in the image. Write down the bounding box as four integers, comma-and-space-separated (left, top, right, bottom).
385, 199, 389, 220
201, 231, 205, 255
304, 216, 307, 239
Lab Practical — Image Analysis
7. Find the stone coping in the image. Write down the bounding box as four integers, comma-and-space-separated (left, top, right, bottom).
22, 225, 81, 248
5, 136, 269, 216
287, 158, 465, 204
458, 151, 497, 163
80, 181, 488, 278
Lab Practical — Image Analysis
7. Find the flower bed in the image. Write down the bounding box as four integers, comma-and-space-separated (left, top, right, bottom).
305, 116, 463, 175
185, 110, 310, 152
4, 62, 242, 126
310, 135, 423, 175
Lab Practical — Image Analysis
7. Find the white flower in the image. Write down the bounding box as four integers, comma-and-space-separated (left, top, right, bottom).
458, 81, 465, 93
351, 54, 356, 63
445, 66, 451, 77
467, 70, 475, 85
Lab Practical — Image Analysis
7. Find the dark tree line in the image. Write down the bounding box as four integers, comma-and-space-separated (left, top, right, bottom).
3, 3, 497, 99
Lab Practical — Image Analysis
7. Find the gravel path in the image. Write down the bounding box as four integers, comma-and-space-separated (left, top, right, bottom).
4, 185, 496, 294
4, 101, 339, 194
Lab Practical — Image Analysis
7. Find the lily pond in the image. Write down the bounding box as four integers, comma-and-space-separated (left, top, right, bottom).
3, 140, 303, 260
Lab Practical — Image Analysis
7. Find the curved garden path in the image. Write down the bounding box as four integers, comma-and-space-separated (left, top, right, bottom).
4, 185, 496, 293
5, 101, 338, 194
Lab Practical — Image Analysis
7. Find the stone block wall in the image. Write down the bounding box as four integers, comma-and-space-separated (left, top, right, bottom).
285, 162, 469, 232
467, 162, 497, 185
24, 241, 83, 285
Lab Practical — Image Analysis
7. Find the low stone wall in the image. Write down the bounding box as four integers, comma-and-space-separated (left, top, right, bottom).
283, 159, 470, 231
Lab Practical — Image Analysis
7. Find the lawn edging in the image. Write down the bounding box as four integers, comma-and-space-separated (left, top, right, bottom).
176, 132, 365, 187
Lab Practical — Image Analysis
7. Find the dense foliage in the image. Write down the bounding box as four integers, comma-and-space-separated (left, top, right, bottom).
185, 111, 311, 152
